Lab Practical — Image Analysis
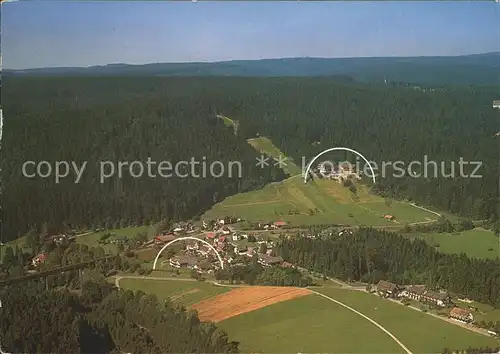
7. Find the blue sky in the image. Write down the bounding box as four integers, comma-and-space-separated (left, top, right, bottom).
2, 1, 499, 69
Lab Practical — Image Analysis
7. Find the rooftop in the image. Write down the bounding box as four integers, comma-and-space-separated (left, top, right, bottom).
155, 234, 176, 242
424, 290, 449, 301
450, 307, 472, 317
273, 221, 288, 226
407, 285, 426, 295
259, 254, 284, 264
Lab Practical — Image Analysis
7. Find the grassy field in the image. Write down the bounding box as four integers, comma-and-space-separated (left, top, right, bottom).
405, 228, 499, 259
75, 226, 155, 254
316, 288, 500, 352
220, 288, 499, 353
203, 174, 436, 227
114, 276, 499, 352
219, 293, 404, 353
115, 278, 230, 306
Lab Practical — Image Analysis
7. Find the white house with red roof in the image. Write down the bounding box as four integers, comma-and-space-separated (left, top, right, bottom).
206, 232, 216, 240
155, 234, 176, 245
32, 253, 47, 266
273, 221, 287, 228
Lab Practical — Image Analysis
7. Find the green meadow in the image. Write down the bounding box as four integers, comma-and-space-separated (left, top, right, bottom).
114, 277, 230, 306
203, 173, 436, 227
406, 228, 499, 259
220, 288, 499, 353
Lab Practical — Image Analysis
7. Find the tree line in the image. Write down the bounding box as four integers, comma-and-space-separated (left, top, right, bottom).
214, 257, 313, 287
275, 227, 500, 308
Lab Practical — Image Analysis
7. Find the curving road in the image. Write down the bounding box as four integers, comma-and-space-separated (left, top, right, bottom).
310, 290, 413, 354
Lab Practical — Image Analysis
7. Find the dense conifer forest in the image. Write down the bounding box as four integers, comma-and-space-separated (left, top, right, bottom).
0, 239, 238, 353
3, 76, 499, 240
2, 77, 287, 240
0, 281, 239, 353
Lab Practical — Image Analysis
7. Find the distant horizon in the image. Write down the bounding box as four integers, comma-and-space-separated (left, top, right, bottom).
3, 2, 499, 70
5, 50, 500, 71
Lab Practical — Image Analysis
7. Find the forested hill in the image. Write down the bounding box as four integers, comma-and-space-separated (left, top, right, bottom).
3, 76, 499, 240
213, 77, 499, 226
4, 52, 500, 85
2, 76, 287, 240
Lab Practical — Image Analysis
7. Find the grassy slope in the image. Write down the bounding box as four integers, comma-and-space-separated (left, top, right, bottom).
405, 228, 499, 260
216, 115, 239, 135
204, 136, 436, 226
75, 226, 155, 255
247, 137, 302, 176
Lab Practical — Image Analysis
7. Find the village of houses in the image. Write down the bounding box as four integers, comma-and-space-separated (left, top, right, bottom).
149, 218, 496, 337
28, 216, 497, 338
153, 217, 290, 275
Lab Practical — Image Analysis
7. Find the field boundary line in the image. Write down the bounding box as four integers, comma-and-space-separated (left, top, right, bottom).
309, 289, 413, 354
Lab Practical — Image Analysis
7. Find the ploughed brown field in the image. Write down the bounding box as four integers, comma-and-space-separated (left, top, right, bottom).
190, 286, 311, 322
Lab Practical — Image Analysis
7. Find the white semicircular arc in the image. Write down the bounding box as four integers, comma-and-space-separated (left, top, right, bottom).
152, 236, 224, 270
303, 147, 376, 184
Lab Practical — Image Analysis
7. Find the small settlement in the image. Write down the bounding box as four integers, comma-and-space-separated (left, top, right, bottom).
375, 280, 475, 324
151, 216, 289, 275
312, 162, 361, 183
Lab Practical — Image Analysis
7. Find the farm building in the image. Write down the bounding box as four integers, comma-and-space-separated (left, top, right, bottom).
195, 261, 212, 273
110, 236, 128, 244
376, 280, 400, 298
400, 286, 450, 307
420, 290, 451, 307
155, 234, 176, 245
186, 241, 199, 251
258, 254, 284, 267
197, 245, 212, 257
246, 247, 255, 257
206, 232, 216, 240
32, 253, 47, 266
169, 255, 198, 269
449, 307, 474, 323
234, 245, 248, 255
402, 285, 426, 301
273, 221, 288, 228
